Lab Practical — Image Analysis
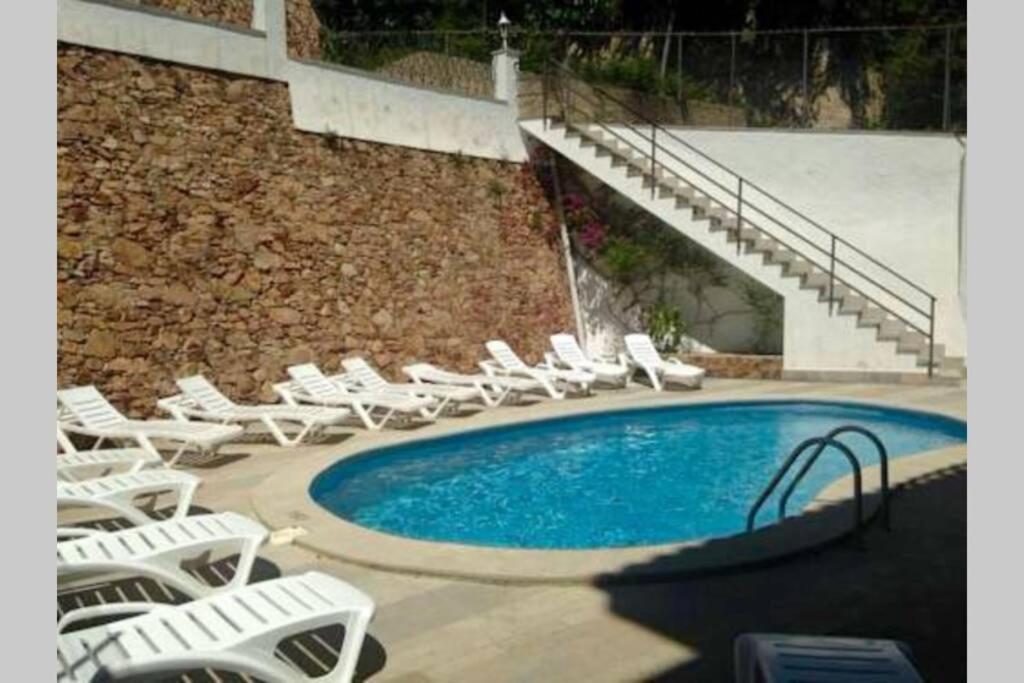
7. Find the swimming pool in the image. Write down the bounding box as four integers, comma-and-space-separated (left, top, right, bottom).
309, 401, 966, 549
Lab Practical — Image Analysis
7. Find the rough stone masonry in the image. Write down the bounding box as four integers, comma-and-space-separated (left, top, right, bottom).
57, 45, 573, 416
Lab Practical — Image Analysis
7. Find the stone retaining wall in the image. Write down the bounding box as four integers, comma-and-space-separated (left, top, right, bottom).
137, 0, 322, 60
139, 0, 252, 28
679, 353, 783, 380
58, 45, 573, 416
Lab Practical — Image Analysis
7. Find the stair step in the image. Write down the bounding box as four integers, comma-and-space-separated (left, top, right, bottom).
877, 319, 908, 340
725, 225, 761, 242
704, 205, 731, 222
802, 271, 830, 289
836, 293, 868, 314
785, 259, 814, 277
914, 343, 945, 367
939, 355, 966, 374
673, 186, 697, 204
856, 306, 887, 327
897, 331, 927, 353
767, 249, 797, 265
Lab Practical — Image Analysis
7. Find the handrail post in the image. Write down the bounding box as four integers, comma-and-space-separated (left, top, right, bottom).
651, 125, 657, 200
928, 296, 936, 377
828, 235, 836, 315
735, 178, 743, 256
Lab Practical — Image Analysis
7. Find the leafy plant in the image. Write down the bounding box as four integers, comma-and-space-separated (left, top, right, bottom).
644, 300, 686, 352
601, 238, 647, 280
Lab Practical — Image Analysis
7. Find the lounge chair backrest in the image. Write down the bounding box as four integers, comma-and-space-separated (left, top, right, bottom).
56, 386, 127, 430
177, 375, 234, 413
486, 340, 527, 370
551, 334, 589, 366
624, 334, 664, 367
341, 357, 390, 391
287, 364, 344, 400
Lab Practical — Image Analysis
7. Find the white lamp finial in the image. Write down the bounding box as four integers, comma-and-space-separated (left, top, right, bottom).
498, 11, 511, 51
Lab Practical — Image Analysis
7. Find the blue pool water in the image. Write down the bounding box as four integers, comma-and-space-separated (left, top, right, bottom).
310, 401, 966, 549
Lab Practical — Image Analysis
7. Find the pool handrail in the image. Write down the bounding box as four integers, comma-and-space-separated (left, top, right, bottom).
745, 425, 891, 543
777, 426, 891, 530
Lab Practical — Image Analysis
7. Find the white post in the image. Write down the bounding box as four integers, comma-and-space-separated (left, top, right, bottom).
492, 48, 520, 109
492, 12, 519, 113
251, 0, 267, 31
256, 0, 288, 79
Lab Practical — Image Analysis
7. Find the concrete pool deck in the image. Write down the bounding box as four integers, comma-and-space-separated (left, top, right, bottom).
64, 378, 967, 681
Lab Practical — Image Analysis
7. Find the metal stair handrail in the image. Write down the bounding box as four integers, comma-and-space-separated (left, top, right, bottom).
542, 59, 939, 374
745, 425, 891, 543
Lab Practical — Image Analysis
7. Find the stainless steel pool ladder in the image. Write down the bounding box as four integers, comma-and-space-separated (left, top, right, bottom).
745, 426, 891, 545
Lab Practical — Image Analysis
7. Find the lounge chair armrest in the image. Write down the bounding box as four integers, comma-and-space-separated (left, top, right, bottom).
479, 360, 509, 377
543, 352, 566, 370
58, 602, 165, 634
57, 526, 104, 541
55, 422, 103, 439
156, 396, 210, 422
272, 382, 301, 406
617, 352, 635, 369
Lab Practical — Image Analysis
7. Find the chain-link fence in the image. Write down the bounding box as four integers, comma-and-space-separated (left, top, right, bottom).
319, 24, 966, 132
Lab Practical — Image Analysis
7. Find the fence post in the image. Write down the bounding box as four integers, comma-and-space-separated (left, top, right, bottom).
942, 26, 953, 131
676, 34, 683, 105
802, 29, 810, 126
543, 61, 549, 129
729, 32, 737, 104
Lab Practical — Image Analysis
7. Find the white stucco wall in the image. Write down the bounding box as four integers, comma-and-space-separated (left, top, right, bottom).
287, 61, 527, 161
573, 257, 774, 358
57, 0, 273, 79
652, 127, 967, 359
58, 0, 525, 161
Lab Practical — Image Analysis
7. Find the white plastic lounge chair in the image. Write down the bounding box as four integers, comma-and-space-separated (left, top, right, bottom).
57, 570, 375, 683
276, 364, 436, 431
548, 333, 630, 387
734, 633, 924, 683
158, 375, 351, 447
623, 333, 705, 391
57, 445, 165, 482
58, 470, 201, 529
339, 357, 479, 418
58, 511, 268, 600
403, 362, 542, 407
481, 340, 595, 399
57, 386, 244, 467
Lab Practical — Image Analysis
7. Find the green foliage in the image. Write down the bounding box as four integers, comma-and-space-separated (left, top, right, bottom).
644, 300, 686, 352
600, 238, 647, 280
579, 56, 674, 96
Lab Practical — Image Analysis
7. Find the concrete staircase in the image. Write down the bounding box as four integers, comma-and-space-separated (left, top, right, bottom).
522, 118, 965, 381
